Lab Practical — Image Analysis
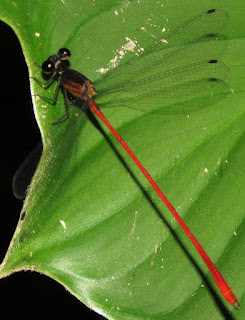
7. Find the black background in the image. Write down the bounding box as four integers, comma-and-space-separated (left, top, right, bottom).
0, 21, 105, 319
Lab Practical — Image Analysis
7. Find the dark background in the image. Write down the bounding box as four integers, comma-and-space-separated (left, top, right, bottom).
0, 21, 105, 319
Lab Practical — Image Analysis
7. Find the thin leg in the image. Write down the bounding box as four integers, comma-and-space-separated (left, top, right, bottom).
34, 79, 62, 105
63, 88, 70, 119
52, 88, 71, 125
32, 71, 57, 89
34, 61, 42, 68
33, 74, 71, 125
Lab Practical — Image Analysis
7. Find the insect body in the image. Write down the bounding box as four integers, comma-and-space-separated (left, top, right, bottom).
34, 48, 96, 123
33, 9, 239, 307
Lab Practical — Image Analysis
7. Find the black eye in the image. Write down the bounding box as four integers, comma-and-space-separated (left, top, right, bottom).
58, 48, 71, 60
42, 60, 55, 74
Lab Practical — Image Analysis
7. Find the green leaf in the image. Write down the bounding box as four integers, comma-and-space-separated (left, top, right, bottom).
0, 0, 245, 319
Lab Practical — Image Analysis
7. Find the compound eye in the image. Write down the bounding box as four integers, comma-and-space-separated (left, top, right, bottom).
58, 48, 71, 60
42, 60, 55, 74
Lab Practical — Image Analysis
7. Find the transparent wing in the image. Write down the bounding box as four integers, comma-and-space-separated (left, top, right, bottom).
100, 60, 228, 95
13, 142, 42, 200
95, 9, 229, 112
96, 9, 229, 87
95, 59, 229, 111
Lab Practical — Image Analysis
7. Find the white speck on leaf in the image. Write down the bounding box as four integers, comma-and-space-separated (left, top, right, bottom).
59, 220, 66, 230
154, 244, 158, 254
97, 37, 138, 74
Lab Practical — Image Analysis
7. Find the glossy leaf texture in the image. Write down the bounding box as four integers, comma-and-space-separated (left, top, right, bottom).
0, 0, 244, 319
